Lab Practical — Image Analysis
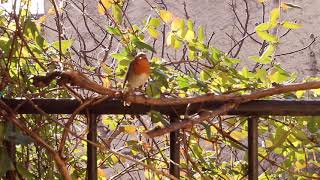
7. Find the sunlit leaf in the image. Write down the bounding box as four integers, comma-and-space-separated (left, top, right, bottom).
112, 4, 122, 24
230, 130, 247, 141
282, 21, 302, 29
102, 116, 117, 130
257, 0, 266, 3
148, 27, 160, 39
51, 39, 74, 54
255, 22, 271, 31
184, 29, 195, 42
295, 161, 306, 171
198, 25, 205, 43
98, 0, 111, 15
171, 17, 184, 31
98, 168, 107, 178
187, 19, 194, 30
281, 2, 302, 10
124, 125, 137, 134
257, 45, 275, 64
295, 90, 305, 99
269, 8, 280, 25
255, 68, 268, 82
106, 26, 122, 35
159, 10, 173, 23
149, 17, 161, 27
256, 31, 278, 43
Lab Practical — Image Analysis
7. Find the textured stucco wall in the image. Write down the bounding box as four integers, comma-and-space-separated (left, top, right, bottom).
44, 0, 320, 77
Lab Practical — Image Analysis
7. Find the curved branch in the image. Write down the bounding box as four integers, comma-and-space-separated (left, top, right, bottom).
275, 37, 317, 57
144, 81, 320, 137
0, 100, 72, 180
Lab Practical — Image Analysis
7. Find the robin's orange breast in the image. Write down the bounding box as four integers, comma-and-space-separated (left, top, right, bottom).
132, 58, 150, 75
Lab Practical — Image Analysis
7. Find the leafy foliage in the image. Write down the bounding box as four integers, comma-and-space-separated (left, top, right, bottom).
0, 0, 319, 179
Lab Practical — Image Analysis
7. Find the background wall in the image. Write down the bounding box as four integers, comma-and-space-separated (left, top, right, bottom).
43, 0, 320, 78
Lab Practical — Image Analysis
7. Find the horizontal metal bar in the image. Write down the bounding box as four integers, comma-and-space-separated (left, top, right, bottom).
2, 98, 320, 116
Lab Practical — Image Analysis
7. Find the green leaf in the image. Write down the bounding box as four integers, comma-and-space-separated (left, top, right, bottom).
272, 126, 290, 148
200, 70, 210, 81
106, 26, 122, 36
146, 81, 161, 98
51, 39, 74, 54
187, 19, 194, 30
176, 76, 190, 90
198, 25, 205, 43
255, 68, 268, 82
24, 18, 47, 49
16, 163, 36, 179
111, 51, 129, 61
132, 38, 156, 52
257, 45, 275, 64
256, 31, 278, 43
112, 4, 122, 24
282, 21, 302, 29
255, 23, 271, 31
223, 58, 241, 67
248, 56, 272, 64
148, 18, 161, 27
307, 117, 320, 133
102, 116, 117, 130
269, 71, 288, 83
148, 27, 160, 39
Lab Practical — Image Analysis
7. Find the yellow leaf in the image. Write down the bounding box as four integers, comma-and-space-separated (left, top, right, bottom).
102, 76, 110, 87
124, 125, 136, 134
98, 4, 105, 15
159, 10, 173, 23
97, 0, 112, 15
148, 26, 160, 39
101, 0, 112, 9
171, 17, 184, 31
269, 8, 280, 24
295, 161, 306, 171
47, 7, 55, 15
280, 2, 289, 10
37, 15, 47, 24
230, 131, 247, 141
296, 90, 305, 98
281, 2, 302, 10
282, 21, 302, 29
258, 0, 266, 3
98, 168, 107, 178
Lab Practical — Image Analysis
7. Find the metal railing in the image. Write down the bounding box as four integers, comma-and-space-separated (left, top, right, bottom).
3, 98, 320, 180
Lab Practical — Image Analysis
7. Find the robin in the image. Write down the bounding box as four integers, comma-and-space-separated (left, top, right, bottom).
123, 52, 150, 92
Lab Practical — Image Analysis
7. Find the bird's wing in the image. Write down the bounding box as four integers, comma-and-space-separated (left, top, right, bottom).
123, 61, 133, 89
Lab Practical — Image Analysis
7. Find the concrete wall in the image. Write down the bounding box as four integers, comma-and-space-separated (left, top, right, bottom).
43, 0, 320, 77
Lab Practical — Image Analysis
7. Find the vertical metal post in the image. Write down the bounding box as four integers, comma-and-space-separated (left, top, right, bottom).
248, 116, 258, 180
5, 140, 16, 180
87, 113, 97, 180
5, 122, 16, 180
169, 115, 180, 179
